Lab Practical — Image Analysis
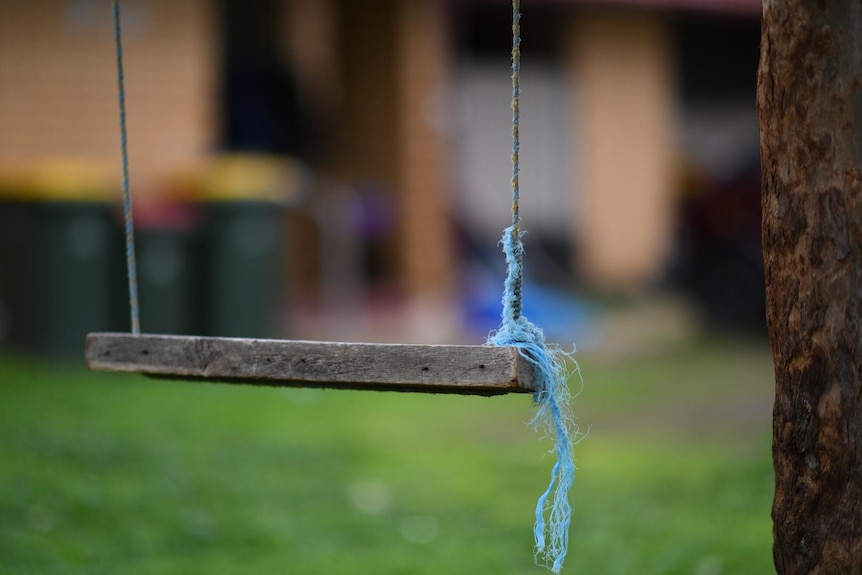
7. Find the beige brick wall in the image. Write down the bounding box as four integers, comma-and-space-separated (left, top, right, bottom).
0, 0, 217, 193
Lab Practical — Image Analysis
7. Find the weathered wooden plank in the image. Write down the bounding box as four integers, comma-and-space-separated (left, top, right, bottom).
85, 333, 534, 395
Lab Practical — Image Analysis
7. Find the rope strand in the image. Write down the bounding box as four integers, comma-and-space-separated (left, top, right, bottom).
488, 2, 579, 572
113, 0, 140, 335
509, 0, 523, 321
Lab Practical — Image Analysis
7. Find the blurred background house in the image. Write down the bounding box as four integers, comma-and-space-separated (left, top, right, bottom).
0, 0, 763, 356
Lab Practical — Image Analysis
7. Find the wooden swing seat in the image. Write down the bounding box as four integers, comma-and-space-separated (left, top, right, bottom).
85, 333, 534, 395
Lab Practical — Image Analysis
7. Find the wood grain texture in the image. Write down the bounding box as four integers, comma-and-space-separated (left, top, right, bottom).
759, 1, 862, 572
86, 333, 534, 395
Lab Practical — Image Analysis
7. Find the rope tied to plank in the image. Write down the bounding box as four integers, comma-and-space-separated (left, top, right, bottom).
487, 1, 580, 572
113, 0, 140, 335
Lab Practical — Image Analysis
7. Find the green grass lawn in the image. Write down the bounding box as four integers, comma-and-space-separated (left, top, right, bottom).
0, 337, 776, 574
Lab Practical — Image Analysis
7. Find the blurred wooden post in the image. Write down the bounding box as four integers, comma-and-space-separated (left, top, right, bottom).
396, 0, 455, 305
759, 1, 862, 572
565, 8, 676, 291
282, 0, 341, 117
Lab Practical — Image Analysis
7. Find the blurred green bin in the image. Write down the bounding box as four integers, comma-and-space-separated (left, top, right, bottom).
134, 201, 202, 336
0, 162, 122, 357
171, 155, 305, 339
199, 201, 283, 338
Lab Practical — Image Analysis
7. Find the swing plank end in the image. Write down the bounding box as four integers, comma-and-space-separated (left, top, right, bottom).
85, 333, 534, 395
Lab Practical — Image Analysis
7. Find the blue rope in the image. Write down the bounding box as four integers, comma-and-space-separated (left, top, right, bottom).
487, 1, 580, 572
113, 0, 140, 335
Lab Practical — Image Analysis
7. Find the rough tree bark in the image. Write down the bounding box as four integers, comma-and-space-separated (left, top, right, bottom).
758, 1, 862, 573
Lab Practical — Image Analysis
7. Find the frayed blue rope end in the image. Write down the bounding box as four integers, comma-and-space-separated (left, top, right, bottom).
487, 227, 580, 574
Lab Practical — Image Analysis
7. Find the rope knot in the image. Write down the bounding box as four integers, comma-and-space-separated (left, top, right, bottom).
487, 226, 580, 574
488, 5, 580, 570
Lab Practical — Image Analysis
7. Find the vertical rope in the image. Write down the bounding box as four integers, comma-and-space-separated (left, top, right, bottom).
113, 0, 140, 335
487, 1, 580, 572
509, 0, 523, 322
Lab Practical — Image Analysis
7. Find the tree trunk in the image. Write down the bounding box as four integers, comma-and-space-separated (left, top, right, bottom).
758, 1, 862, 573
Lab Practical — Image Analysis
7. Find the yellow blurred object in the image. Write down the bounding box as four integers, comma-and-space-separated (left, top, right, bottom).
170, 154, 307, 204
0, 159, 117, 202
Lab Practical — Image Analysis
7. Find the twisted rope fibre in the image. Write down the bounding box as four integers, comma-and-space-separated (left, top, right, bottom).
113, 0, 140, 335
509, 0, 523, 321
487, 1, 580, 572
